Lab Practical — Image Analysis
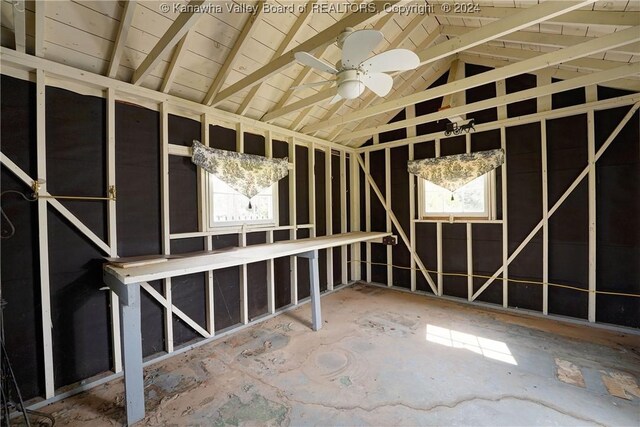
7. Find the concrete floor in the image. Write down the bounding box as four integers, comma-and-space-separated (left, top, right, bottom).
39, 284, 640, 426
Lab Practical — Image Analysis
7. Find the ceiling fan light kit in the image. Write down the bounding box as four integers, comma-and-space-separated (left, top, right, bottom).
293, 28, 420, 101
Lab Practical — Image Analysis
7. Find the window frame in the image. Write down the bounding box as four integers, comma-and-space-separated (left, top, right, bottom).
417, 170, 497, 221
206, 173, 279, 230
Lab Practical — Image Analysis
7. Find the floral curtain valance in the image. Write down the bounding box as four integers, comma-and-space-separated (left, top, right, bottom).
191, 140, 289, 199
407, 149, 504, 192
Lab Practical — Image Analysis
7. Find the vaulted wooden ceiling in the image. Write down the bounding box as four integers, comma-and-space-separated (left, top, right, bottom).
1, 0, 638, 147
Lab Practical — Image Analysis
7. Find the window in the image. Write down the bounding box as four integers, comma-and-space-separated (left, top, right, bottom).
208, 174, 277, 229
419, 171, 496, 220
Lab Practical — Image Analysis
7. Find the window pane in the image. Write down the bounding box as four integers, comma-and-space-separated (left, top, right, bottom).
423, 174, 487, 215
210, 175, 274, 225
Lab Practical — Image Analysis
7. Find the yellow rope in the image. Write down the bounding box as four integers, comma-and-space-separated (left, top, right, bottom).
346, 259, 640, 299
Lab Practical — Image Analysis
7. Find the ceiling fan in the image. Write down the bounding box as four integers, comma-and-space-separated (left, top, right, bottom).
293, 28, 420, 103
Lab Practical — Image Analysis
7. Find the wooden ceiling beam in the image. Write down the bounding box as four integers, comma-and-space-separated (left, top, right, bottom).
12, 0, 26, 53
34, 0, 45, 57
202, 2, 265, 105
466, 44, 639, 73
160, 31, 190, 93
131, 0, 205, 85
236, 0, 318, 116
441, 25, 640, 56
430, 3, 639, 27
302, 25, 640, 134
209, 0, 405, 107
414, 1, 597, 67
108, 0, 137, 78
458, 53, 640, 93
340, 62, 639, 143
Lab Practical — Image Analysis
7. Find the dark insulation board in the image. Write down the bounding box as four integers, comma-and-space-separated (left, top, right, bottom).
1, 75, 42, 399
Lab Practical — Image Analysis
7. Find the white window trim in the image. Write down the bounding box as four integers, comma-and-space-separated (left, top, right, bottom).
418, 170, 497, 220
206, 173, 279, 231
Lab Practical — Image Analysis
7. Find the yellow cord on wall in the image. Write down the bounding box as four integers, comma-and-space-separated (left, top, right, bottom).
347, 259, 640, 299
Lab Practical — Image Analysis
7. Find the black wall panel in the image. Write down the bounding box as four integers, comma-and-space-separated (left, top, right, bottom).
273, 230, 292, 309
296, 145, 309, 225
209, 126, 241, 330
44, 87, 111, 389
413, 141, 436, 293
168, 114, 200, 234
506, 123, 543, 312
211, 234, 241, 330
331, 153, 342, 284
465, 64, 497, 124
546, 115, 589, 319
297, 228, 311, 299
46, 86, 107, 242
170, 239, 206, 347
416, 71, 449, 136
115, 101, 165, 357
1, 76, 42, 399
47, 208, 111, 388
315, 149, 328, 290
380, 109, 406, 143
390, 146, 410, 288
369, 150, 387, 284
594, 104, 640, 327
272, 141, 292, 306
246, 232, 268, 320
506, 73, 537, 118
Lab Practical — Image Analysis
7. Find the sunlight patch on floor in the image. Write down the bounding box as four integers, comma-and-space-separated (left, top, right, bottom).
426, 324, 518, 365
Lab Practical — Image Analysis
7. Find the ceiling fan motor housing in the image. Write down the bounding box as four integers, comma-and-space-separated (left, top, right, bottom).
337, 69, 365, 99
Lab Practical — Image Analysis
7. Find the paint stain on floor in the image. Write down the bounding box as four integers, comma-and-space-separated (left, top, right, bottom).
208, 393, 288, 427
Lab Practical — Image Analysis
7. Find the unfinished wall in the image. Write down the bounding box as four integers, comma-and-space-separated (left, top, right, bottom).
0, 73, 352, 401
358, 63, 640, 329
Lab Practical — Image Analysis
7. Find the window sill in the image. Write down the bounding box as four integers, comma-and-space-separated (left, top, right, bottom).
413, 218, 503, 224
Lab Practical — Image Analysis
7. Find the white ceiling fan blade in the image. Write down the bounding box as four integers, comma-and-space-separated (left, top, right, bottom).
294, 52, 338, 74
360, 49, 420, 73
362, 73, 393, 97
342, 29, 383, 68
329, 93, 343, 104
290, 80, 336, 90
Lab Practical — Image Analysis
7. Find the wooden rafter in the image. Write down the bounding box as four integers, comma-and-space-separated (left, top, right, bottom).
467, 44, 640, 74
236, 0, 318, 116
302, 25, 640, 134
208, 0, 405, 107
441, 25, 640, 56
413, 1, 597, 67
12, 0, 26, 53
108, 0, 137, 78
160, 31, 190, 93
34, 0, 44, 57
458, 53, 640, 93
202, 2, 265, 105
131, 0, 205, 85
431, 3, 640, 27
